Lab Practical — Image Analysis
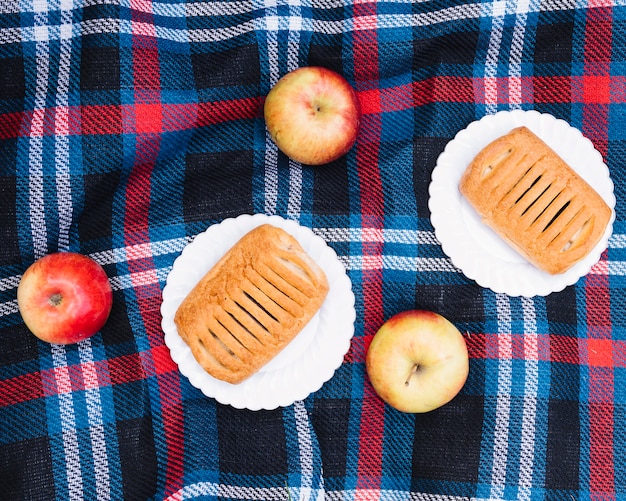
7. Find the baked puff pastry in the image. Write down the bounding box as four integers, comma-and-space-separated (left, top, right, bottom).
459, 126, 611, 275
174, 224, 329, 384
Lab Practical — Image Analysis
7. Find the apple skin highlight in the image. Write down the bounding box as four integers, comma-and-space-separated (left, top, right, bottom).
366, 310, 469, 413
17, 252, 113, 345
263, 66, 361, 165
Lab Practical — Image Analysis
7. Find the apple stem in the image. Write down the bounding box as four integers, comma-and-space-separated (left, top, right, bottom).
405, 364, 420, 386
49, 293, 63, 307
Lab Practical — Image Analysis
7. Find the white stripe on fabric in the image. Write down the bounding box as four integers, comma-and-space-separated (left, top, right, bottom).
164, 483, 310, 500
167, 484, 521, 501
28, 2, 83, 498
79, 337, 111, 500
28, 9, 49, 255
314, 227, 436, 245
55, 1, 72, 254
489, 293, 512, 500
0, 0, 482, 17
508, 0, 532, 108
483, 1, 505, 114
285, 0, 306, 219
0, 299, 19, 317
3, 230, 622, 302
2, 1, 595, 45
51, 344, 84, 500
255, 0, 279, 215
293, 400, 320, 498
325, 490, 516, 500
339, 255, 460, 273
55, 0, 112, 495
518, 297, 539, 501
287, 159, 303, 219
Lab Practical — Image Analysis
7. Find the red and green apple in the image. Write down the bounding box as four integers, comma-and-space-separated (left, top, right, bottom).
17, 252, 113, 345
263, 66, 361, 165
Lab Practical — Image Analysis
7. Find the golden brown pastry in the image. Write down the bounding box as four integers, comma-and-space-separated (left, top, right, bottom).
459, 126, 611, 275
174, 224, 329, 384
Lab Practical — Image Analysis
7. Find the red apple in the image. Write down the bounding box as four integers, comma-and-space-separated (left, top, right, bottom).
366, 310, 469, 413
263, 66, 361, 165
17, 252, 113, 345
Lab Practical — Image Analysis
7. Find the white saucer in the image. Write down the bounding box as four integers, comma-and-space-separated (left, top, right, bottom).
429, 110, 615, 297
160, 214, 355, 410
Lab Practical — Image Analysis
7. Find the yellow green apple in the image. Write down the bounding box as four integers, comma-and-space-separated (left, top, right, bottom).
263, 66, 361, 165
366, 310, 469, 413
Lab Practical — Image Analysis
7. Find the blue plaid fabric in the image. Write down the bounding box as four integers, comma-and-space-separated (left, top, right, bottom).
1, 0, 625, 499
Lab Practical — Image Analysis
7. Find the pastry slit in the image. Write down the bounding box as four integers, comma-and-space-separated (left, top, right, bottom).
222, 296, 273, 346
510, 175, 553, 220
202, 320, 245, 369
214, 308, 262, 353
254, 264, 309, 307
240, 278, 292, 327
498, 160, 545, 211
228, 285, 281, 332
523, 183, 566, 229
247, 265, 305, 316
547, 207, 591, 250
271, 250, 319, 291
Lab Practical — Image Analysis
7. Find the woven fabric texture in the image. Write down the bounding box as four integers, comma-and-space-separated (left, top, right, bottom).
1, 0, 625, 499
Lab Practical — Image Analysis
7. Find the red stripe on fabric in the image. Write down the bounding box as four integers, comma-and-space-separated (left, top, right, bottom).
197, 97, 262, 127
584, 269, 614, 497
344, 332, 369, 364
583, 8, 614, 494
583, 75, 612, 103
430, 76, 490, 105
125, 1, 184, 495
39, 361, 112, 396
135, 103, 163, 133
533, 76, 572, 103
584, 7, 613, 64
82, 105, 124, 135
0, 372, 43, 406
465, 332, 486, 360
0, 104, 203, 138
163, 103, 198, 132
0, 350, 178, 407
109, 353, 147, 385
0, 77, 504, 140
582, 7, 613, 158
123, 223, 185, 497
352, 5, 385, 495
550, 335, 580, 364
0, 111, 25, 139
360, 84, 413, 114
587, 339, 613, 367
483, 333, 551, 361
589, 396, 615, 499
466, 333, 626, 366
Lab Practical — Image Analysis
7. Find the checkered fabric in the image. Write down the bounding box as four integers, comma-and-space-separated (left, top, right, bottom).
1, 0, 625, 499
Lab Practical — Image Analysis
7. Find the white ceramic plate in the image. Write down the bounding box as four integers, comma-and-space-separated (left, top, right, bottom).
160, 214, 355, 410
429, 110, 615, 297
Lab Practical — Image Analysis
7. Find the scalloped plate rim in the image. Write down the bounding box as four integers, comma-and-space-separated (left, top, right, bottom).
429, 110, 615, 297
160, 214, 356, 410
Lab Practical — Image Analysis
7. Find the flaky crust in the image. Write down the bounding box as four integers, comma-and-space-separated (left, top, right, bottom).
174, 224, 329, 384
459, 126, 611, 275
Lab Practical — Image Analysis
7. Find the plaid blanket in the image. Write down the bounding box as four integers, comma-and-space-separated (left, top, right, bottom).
1, 0, 624, 499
